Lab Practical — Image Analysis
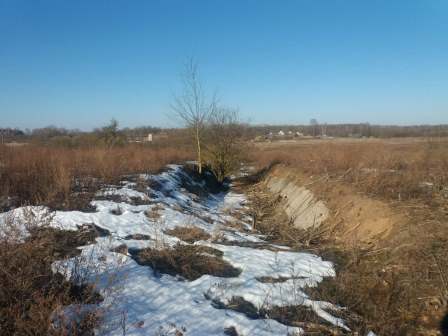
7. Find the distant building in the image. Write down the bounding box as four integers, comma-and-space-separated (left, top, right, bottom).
129, 133, 154, 143
278, 130, 285, 136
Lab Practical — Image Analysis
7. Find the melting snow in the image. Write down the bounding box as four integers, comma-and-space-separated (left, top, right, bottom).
1, 165, 349, 335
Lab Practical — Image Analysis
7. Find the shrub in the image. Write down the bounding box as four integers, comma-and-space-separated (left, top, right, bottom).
0, 214, 102, 335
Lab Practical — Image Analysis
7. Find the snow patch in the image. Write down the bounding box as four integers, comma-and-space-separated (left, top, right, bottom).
1, 165, 347, 335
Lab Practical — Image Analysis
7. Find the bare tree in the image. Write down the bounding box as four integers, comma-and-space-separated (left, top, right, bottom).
205, 107, 245, 183
96, 119, 125, 148
172, 59, 217, 174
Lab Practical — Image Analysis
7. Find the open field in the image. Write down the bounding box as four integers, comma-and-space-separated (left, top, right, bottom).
1, 136, 447, 335
2, 1, 448, 334
251, 137, 448, 203
0, 143, 193, 210
255, 136, 448, 147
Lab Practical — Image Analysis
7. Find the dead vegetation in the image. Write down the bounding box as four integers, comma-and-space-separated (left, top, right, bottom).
144, 205, 163, 221
0, 143, 192, 210
130, 244, 241, 281
267, 305, 350, 336
210, 296, 262, 320
211, 294, 349, 335
2, 135, 446, 334
244, 139, 448, 335
247, 179, 448, 334
251, 139, 448, 204
243, 181, 328, 249
0, 215, 104, 336
165, 226, 211, 243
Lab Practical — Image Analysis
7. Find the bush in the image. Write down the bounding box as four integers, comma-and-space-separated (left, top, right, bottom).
204, 108, 246, 183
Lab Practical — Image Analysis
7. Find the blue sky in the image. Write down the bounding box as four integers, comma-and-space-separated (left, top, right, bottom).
1, 0, 447, 130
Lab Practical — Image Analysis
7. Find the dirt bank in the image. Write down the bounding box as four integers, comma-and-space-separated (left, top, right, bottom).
249, 164, 448, 335
262, 165, 405, 247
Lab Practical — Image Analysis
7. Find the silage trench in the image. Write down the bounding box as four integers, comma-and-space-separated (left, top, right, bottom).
1, 165, 348, 335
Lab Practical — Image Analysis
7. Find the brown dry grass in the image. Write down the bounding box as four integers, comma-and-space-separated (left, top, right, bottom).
131, 244, 241, 281
165, 226, 211, 243
0, 144, 193, 209
0, 217, 103, 336
246, 138, 448, 335
0, 141, 193, 334
250, 138, 448, 203
245, 176, 444, 335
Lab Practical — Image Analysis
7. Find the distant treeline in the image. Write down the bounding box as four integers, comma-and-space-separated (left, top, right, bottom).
1, 123, 448, 144
246, 123, 448, 138
0, 123, 185, 146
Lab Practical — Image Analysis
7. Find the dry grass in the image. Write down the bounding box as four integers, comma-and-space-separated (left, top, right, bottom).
164, 226, 211, 243
130, 244, 241, 281
250, 139, 448, 203
245, 138, 448, 335
0, 144, 193, 209
245, 179, 440, 334
266, 305, 348, 335
0, 142, 193, 334
0, 215, 103, 336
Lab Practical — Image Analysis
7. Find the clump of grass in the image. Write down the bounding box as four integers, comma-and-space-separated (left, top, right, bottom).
130, 244, 241, 281
165, 226, 211, 243
265, 305, 345, 335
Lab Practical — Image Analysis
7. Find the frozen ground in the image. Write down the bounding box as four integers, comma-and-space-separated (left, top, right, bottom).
1, 165, 348, 336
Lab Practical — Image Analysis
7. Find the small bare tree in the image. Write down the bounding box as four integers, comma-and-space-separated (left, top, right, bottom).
205, 108, 245, 183
172, 59, 217, 174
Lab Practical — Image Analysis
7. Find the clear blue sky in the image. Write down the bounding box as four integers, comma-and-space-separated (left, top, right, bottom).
1, 0, 447, 130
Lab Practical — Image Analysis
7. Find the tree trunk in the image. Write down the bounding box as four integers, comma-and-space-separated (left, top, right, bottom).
196, 126, 202, 174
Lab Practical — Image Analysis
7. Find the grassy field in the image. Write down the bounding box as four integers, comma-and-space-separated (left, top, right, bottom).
252, 137, 448, 203
1, 136, 447, 335
0, 143, 193, 209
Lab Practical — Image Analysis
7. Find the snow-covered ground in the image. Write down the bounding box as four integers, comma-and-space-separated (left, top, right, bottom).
1, 165, 348, 335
